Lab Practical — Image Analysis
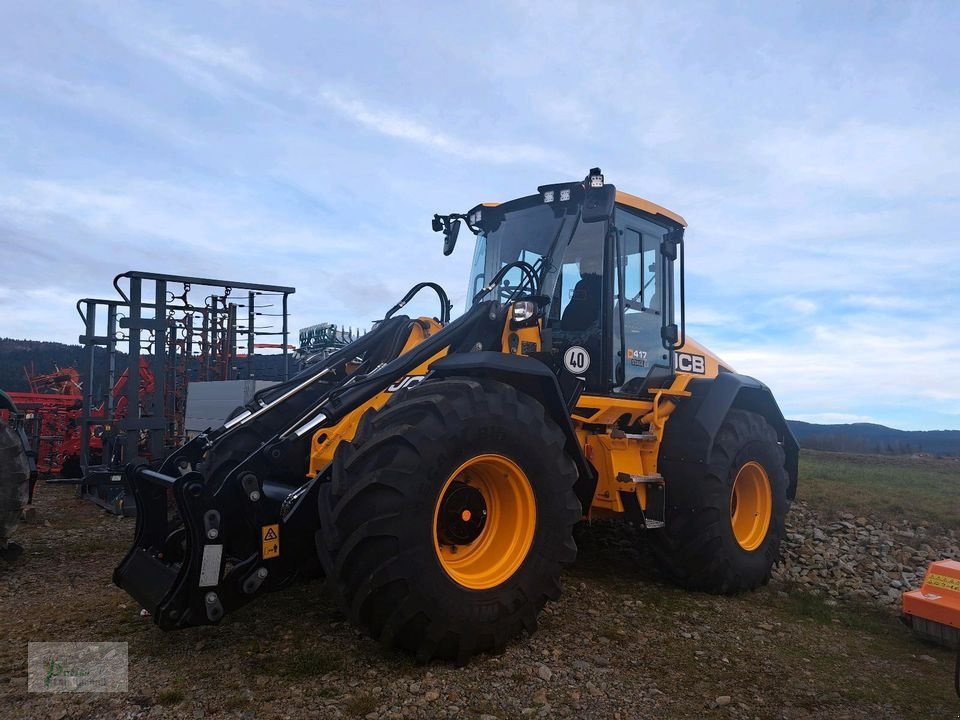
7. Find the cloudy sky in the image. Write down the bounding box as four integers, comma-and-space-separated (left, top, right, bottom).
1, 1, 958, 430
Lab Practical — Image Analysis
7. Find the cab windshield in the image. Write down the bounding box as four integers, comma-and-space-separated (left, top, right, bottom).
466, 201, 604, 307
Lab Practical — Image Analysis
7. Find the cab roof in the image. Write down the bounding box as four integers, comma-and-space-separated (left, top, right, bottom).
479, 190, 687, 228
615, 191, 687, 227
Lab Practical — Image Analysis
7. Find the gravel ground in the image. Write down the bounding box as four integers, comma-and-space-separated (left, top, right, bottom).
1, 485, 957, 719
774, 500, 960, 607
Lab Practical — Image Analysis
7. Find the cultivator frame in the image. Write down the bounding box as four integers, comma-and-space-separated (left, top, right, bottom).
76, 271, 295, 513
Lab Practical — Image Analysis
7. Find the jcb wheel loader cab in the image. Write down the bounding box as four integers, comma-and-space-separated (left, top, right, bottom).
317, 377, 579, 663
463, 183, 685, 393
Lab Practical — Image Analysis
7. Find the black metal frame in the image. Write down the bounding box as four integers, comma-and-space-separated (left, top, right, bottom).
76, 271, 295, 514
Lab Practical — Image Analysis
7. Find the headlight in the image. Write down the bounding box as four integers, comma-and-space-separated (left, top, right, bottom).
512, 300, 537, 323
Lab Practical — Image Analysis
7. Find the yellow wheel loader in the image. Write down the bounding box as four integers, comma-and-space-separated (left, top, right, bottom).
115, 169, 798, 663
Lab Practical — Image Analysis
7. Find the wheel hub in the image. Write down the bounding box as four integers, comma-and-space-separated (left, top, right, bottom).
437, 482, 488, 546
432, 454, 537, 590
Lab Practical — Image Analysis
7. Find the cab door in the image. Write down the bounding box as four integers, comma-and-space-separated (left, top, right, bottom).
547, 220, 608, 392
611, 208, 674, 394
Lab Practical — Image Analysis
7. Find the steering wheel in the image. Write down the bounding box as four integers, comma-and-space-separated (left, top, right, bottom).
473, 261, 540, 305
498, 281, 518, 302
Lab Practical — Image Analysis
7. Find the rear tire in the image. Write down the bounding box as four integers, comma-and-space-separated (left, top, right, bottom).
651, 409, 788, 593
317, 377, 581, 663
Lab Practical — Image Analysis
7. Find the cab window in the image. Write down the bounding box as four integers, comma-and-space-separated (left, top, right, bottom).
612, 208, 672, 392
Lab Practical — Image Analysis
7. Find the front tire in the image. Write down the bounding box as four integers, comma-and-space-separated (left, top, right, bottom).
651, 409, 788, 593
317, 377, 581, 663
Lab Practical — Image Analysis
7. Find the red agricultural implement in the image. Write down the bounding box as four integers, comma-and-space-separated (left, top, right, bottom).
0, 360, 154, 478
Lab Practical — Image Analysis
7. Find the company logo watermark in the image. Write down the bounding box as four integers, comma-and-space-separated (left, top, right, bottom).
28, 642, 128, 693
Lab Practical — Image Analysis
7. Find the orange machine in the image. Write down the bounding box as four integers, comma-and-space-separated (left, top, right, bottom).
901, 559, 960, 696
902, 559, 960, 647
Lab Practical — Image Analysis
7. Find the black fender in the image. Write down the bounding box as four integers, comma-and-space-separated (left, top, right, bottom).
428, 352, 596, 512
659, 372, 799, 499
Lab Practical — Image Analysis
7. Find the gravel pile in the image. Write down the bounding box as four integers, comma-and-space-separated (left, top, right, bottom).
772, 500, 959, 607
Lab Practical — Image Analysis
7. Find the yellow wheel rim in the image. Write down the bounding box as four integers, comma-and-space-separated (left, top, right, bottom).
730, 461, 772, 551
433, 454, 536, 590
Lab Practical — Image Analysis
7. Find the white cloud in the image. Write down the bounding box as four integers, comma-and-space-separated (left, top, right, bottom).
171, 33, 265, 82
316, 89, 565, 167
753, 121, 960, 198
122, 25, 267, 99
841, 294, 925, 311
0, 65, 201, 147
102, 14, 569, 170
715, 315, 960, 431
776, 296, 817, 316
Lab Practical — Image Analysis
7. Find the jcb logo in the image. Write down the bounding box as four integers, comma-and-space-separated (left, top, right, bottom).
387, 375, 426, 393
675, 352, 706, 375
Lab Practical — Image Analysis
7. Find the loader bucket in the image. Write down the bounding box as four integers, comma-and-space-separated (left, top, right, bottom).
113, 463, 258, 629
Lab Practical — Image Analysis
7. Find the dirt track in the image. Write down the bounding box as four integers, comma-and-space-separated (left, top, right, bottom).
1, 485, 956, 719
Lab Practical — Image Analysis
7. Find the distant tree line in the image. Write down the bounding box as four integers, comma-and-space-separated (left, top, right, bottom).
790, 431, 918, 455
787, 421, 960, 458
0, 338, 105, 394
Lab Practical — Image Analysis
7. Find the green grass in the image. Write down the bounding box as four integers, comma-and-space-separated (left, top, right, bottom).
798, 449, 960, 528
761, 587, 956, 710
774, 582, 895, 635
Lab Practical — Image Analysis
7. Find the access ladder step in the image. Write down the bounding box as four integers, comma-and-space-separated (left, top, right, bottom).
616, 473, 666, 529
617, 472, 663, 484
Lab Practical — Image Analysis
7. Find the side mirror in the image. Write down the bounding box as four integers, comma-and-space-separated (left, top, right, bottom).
582, 185, 616, 223
442, 218, 461, 256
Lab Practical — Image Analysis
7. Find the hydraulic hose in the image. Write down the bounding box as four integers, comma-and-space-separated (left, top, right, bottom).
384, 282, 452, 324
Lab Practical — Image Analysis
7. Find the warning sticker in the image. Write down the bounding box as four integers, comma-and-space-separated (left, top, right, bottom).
261, 524, 280, 559
926, 573, 960, 593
